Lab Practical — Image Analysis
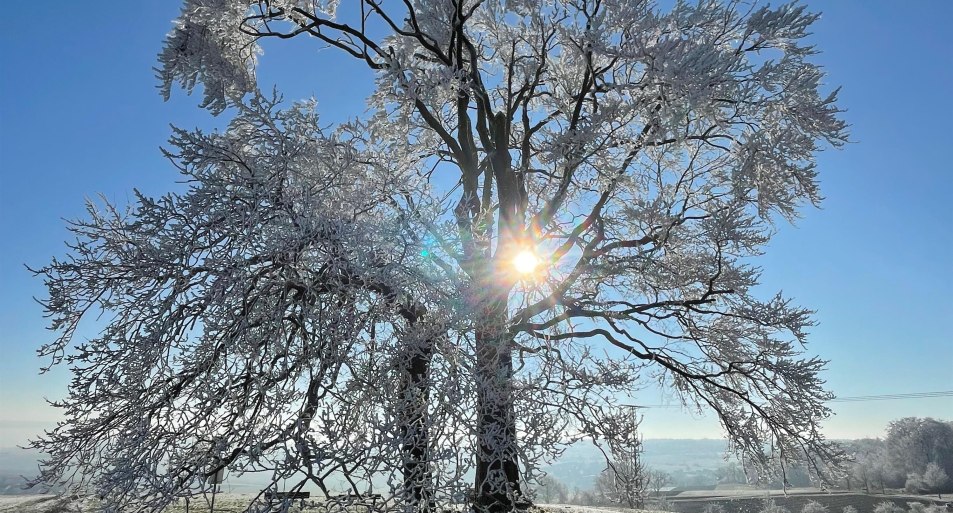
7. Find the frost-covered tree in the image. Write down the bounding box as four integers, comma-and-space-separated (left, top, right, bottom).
885, 418, 953, 486
922, 462, 949, 498
531, 475, 569, 504
650, 469, 672, 498
600, 412, 650, 508
34, 1, 849, 512
906, 473, 925, 494
31, 95, 473, 511
845, 438, 891, 494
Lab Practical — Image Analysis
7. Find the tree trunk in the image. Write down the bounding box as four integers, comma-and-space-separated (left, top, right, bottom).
471, 110, 526, 512
473, 294, 525, 513
398, 327, 435, 512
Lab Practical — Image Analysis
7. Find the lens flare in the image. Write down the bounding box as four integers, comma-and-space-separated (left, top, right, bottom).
512, 249, 540, 275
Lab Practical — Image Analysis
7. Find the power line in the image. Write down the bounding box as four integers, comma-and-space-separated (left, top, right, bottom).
625, 390, 953, 409
828, 391, 953, 403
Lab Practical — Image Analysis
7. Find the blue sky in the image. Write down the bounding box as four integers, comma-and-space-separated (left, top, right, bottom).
1, 1, 951, 447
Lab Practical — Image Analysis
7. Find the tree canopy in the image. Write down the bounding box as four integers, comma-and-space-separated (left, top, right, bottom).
33, 1, 848, 512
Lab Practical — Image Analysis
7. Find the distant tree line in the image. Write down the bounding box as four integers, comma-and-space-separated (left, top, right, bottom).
845, 417, 952, 497
529, 468, 672, 508
529, 417, 952, 506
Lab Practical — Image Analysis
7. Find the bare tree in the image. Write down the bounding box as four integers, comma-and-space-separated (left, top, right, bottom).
717, 462, 748, 485
852, 457, 872, 494
33, 1, 849, 512
532, 475, 569, 505
650, 469, 672, 498
598, 411, 650, 508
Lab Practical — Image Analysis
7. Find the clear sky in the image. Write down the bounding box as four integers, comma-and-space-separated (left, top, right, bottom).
1, 1, 951, 448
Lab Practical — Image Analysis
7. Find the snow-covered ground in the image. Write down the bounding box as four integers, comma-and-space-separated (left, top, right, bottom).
0, 497, 663, 513
541, 504, 665, 513
0, 493, 258, 512
0, 495, 57, 512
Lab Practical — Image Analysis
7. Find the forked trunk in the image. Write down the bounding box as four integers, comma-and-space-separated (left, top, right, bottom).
472, 110, 526, 512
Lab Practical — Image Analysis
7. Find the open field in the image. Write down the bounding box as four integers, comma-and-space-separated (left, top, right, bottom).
673, 487, 828, 498
0, 493, 325, 513
0, 495, 58, 512
0, 495, 629, 513
0, 497, 643, 513
664, 492, 949, 513
1, 494, 950, 513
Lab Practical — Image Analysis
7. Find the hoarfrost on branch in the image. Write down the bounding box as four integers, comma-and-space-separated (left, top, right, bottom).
33, 1, 848, 512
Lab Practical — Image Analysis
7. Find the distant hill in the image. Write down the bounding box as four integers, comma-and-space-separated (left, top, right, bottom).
0, 447, 43, 495
543, 439, 730, 488
0, 447, 41, 476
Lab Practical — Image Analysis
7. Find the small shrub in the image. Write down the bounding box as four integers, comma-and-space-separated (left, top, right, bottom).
43, 496, 83, 513
905, 474, 924, 494
842, 506, 858, 513
655, 497, 677, 512
761, 499, 791, 513
874, 501, 905, 513
703, 504, 726, 513
802, 500, 829, 513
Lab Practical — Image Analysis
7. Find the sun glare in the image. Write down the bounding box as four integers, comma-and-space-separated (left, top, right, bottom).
512, 249, 540, 275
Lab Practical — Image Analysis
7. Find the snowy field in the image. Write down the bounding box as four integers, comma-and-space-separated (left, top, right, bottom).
674, 487, 828, 498
0, 496, 660, 513
0, 493, 257, 513
0, 495, 58, 512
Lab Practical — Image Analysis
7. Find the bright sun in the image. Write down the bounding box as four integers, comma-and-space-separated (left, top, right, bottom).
512, 249, 540, 275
